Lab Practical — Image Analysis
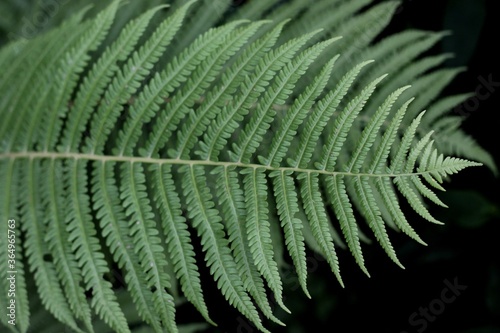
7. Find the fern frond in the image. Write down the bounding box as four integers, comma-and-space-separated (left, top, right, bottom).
233, 37, 337, 164
242, 167, 289, 313
150, 164, 213, 325
198, 20, 291, 161
327, 174, 369, 276
141, 18, 247, 158
391, 111, 426, 173
92, 161, 163, 332
394, 175, 442, 225
86, 1, 192, 154
369, 98, 414, 173
2, 15, 93, 151
20, 159, 85, 332
172, 0, 231, 56
0, 2, 486, 332
289, 60, 374, 169
230, 0, 276, 21
317, 74, 387, 171
61, 5, 164, 152
375, 176, 426, 245
425, 93, 473, 123
346, 86, 411, 173
277, 0, 369, 45
262, 55, 339, 167
298, 172, 343, 285
170, 20, 269, 159
410, 173, 447, 208
404, 131, 434, 174
215, 166, 284, 325
181, 165, 267, 331
433, 129, 497, 175
422, 148, 482, 178
271, 170, 309, 297
361, 32, 449, 88
0, 7, 88, 108
368, 53, 453, 112
324, 1, 399, 75
120, 162, 177, 333
40, 1, 120, 151
66, 159, 130, 333
41, 159, 93, 328
172, 19, 274, 159
263, 0, 307, 27
419, 141, 445, 191
341, 86, 412, 267
210, 27, 322, 161
404, 68, 465, 120
0, 159, 29, 333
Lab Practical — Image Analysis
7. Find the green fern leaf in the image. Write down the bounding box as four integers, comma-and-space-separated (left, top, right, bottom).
289, 60, 374, 169
197, 19, 288, 161
317, 74, 388, 171
327, 174, 369, 276
361, 32, 449, 91
263, 55, 339, 167
0, 2, 487, 332
67, 159, 130, 333
86, 1, 192, 155
375, 176, 427, 245
298, 172, 343, 285
0, 160, 30, 333
434, 128, 498, 175
41, 1, 120, 151
346, 86, 411, 173
182, 165, 266, 330
92, 161, 163, 332
242, 167, 289, 313
142, 19, 246, 158
233, 37, 337, 164
41, 159, 93, 329
170, 20, 269, 159
281, 0, 371, 46
369, 53, 453, 113
214, 166, 284, 325
150, 164, 213, 325
271, 170, 309, 297
61, 5, 164, 152
353, 175, 403, 268
202, 27, 319, 162
120, 162, 177, 333
20, 160, 85, 332
1, 14, 91, 150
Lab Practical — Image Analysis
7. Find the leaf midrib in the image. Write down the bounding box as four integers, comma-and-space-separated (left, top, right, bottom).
0, 151, 460, 178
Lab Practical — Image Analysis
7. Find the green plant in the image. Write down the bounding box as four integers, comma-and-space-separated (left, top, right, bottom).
0, 1, 493, 332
